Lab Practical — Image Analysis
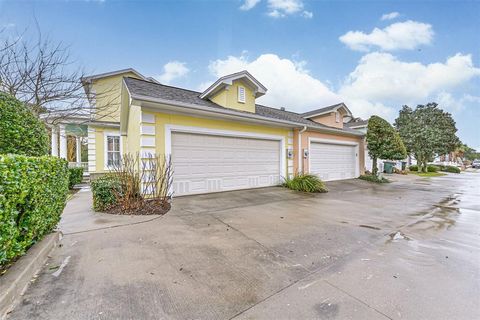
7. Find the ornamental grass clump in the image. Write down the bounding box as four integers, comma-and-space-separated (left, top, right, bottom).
283, 173, 328, 193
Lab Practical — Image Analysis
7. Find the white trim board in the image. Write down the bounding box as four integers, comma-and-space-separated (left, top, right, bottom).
103, 131, 123, 170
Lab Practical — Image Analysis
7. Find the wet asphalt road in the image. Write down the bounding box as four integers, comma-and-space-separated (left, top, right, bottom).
7, 172, 480, 320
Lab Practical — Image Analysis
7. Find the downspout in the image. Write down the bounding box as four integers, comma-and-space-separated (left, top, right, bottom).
298, 125, 307, 173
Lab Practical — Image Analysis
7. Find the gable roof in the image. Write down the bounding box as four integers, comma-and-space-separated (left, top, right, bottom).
301, 102, 352, 119
199, 70, 267, 99
81, 68, 147, 83
123, 77, 363, 136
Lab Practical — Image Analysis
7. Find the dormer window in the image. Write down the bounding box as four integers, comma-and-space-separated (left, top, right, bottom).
238, 86, 246, 103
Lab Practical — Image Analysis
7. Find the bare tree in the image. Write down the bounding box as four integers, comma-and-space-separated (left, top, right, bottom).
0, 28, 120, 123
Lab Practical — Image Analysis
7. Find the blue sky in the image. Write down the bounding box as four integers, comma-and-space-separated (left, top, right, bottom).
1, 0, 479, 149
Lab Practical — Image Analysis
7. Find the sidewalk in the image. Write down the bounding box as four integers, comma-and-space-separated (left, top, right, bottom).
59, 186, 161, 235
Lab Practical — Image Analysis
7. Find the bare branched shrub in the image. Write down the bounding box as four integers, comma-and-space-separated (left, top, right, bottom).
110, 153, 173, 214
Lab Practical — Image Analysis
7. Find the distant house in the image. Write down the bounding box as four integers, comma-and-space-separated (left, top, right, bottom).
344, 118, 382, 172
48, 68, 366, 196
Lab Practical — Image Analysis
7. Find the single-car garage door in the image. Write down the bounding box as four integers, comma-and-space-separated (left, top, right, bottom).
310, 141, 357, 181
171, 132, 281, 196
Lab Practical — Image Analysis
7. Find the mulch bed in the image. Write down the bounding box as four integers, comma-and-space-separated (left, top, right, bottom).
106, 199, 171, 215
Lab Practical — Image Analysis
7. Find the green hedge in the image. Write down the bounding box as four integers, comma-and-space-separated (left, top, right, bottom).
443, 165, 461, 173
91, 175, 122, 211
0, 155, 69, 268
0, 92, 49, 156
409, 165, 418, 171
68, 167, 84, 189
427, 165, 439, 172
359, 174, 390, 183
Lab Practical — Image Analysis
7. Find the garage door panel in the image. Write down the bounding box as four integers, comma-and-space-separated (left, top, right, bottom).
310, 142, 357, 181
172, 132, 281, 196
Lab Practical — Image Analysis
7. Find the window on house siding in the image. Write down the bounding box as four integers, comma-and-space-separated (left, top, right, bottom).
335, 111, 340, 123
107, 136, 121, 167
238, 86, 246, 103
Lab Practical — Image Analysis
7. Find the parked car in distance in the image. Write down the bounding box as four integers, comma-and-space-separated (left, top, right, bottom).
472, 160, 480, 168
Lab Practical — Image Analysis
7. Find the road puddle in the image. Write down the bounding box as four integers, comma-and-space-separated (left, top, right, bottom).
383, 185, 479, 269
358, 224, 381, 230
387, 231, 411, 242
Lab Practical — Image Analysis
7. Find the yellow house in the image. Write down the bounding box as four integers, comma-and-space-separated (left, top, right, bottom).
54, 68, 365, 196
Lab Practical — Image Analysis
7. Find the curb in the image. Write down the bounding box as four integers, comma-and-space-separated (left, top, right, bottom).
0, 231, 62, 319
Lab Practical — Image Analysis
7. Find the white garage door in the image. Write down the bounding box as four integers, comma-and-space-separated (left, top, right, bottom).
171, 132, 281, 196
310, 141, 357, 181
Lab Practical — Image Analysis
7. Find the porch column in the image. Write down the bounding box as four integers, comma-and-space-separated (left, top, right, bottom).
59, 124, 67, 159
76, 136, 82, 164
51, 126, 59, 157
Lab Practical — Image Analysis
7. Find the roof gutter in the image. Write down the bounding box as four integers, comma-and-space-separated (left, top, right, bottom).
128, 93, 364, 137
307, 125, 364, 137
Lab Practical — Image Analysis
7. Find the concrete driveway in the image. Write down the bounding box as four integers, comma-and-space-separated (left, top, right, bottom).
8, 173, 480, 319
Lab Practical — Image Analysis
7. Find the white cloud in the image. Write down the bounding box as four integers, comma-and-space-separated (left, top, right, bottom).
267, 0, 306, 18
339, 20, 434, 51
339, 52, 480, 119
239, 0, 312, 18
201, 51, 480, 123
156, 61, 190, 84
1, 23, 15, 29
302, 11, 313, 19
381, 12, 400, 21
436, 92, 480, 113
239, 0, 261, 11
205, 53, 341, 112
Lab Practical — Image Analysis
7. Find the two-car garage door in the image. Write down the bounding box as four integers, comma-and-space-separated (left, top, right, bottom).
310, 141, 358, 181
172, 132, 281, 196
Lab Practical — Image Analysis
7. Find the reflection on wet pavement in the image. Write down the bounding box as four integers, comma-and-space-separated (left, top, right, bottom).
384, 172, 480, 269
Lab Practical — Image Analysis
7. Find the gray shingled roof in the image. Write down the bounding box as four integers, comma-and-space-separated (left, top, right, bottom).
345, 119, 369, 128
124, 77, 362, 135
301, 103, 346, 118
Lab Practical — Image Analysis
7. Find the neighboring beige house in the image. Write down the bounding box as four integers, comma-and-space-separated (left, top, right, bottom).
50, 68, 365, 196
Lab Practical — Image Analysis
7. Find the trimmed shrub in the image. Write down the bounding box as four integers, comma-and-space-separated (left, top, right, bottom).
68, 167, 84, 189
359, 174, 390, 183
444, 165, 461, 173
0, 92, 49, 156
427, 165, 439, 172
0, 155, 68, 269
409, 165, 418, 171
91, 175, 122, 211
282, 173, 328, 193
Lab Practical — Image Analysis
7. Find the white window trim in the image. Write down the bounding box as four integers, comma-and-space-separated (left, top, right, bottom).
335, 111, 340, 123
104, 132, 123, 170
165, 124, 286, 196
307, 137, 360, 179
238, 86, 246, 104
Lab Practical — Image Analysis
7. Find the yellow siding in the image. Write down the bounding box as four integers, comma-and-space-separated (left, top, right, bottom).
90, 126, 122, 173
94, 127, 105, 173
126, 104, 141, 154
152, 112, 294, 175
91, 71, 143, 122
209, 79, 256, 113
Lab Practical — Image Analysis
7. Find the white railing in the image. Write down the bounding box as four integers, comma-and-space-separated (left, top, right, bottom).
68, 162, 89, 170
